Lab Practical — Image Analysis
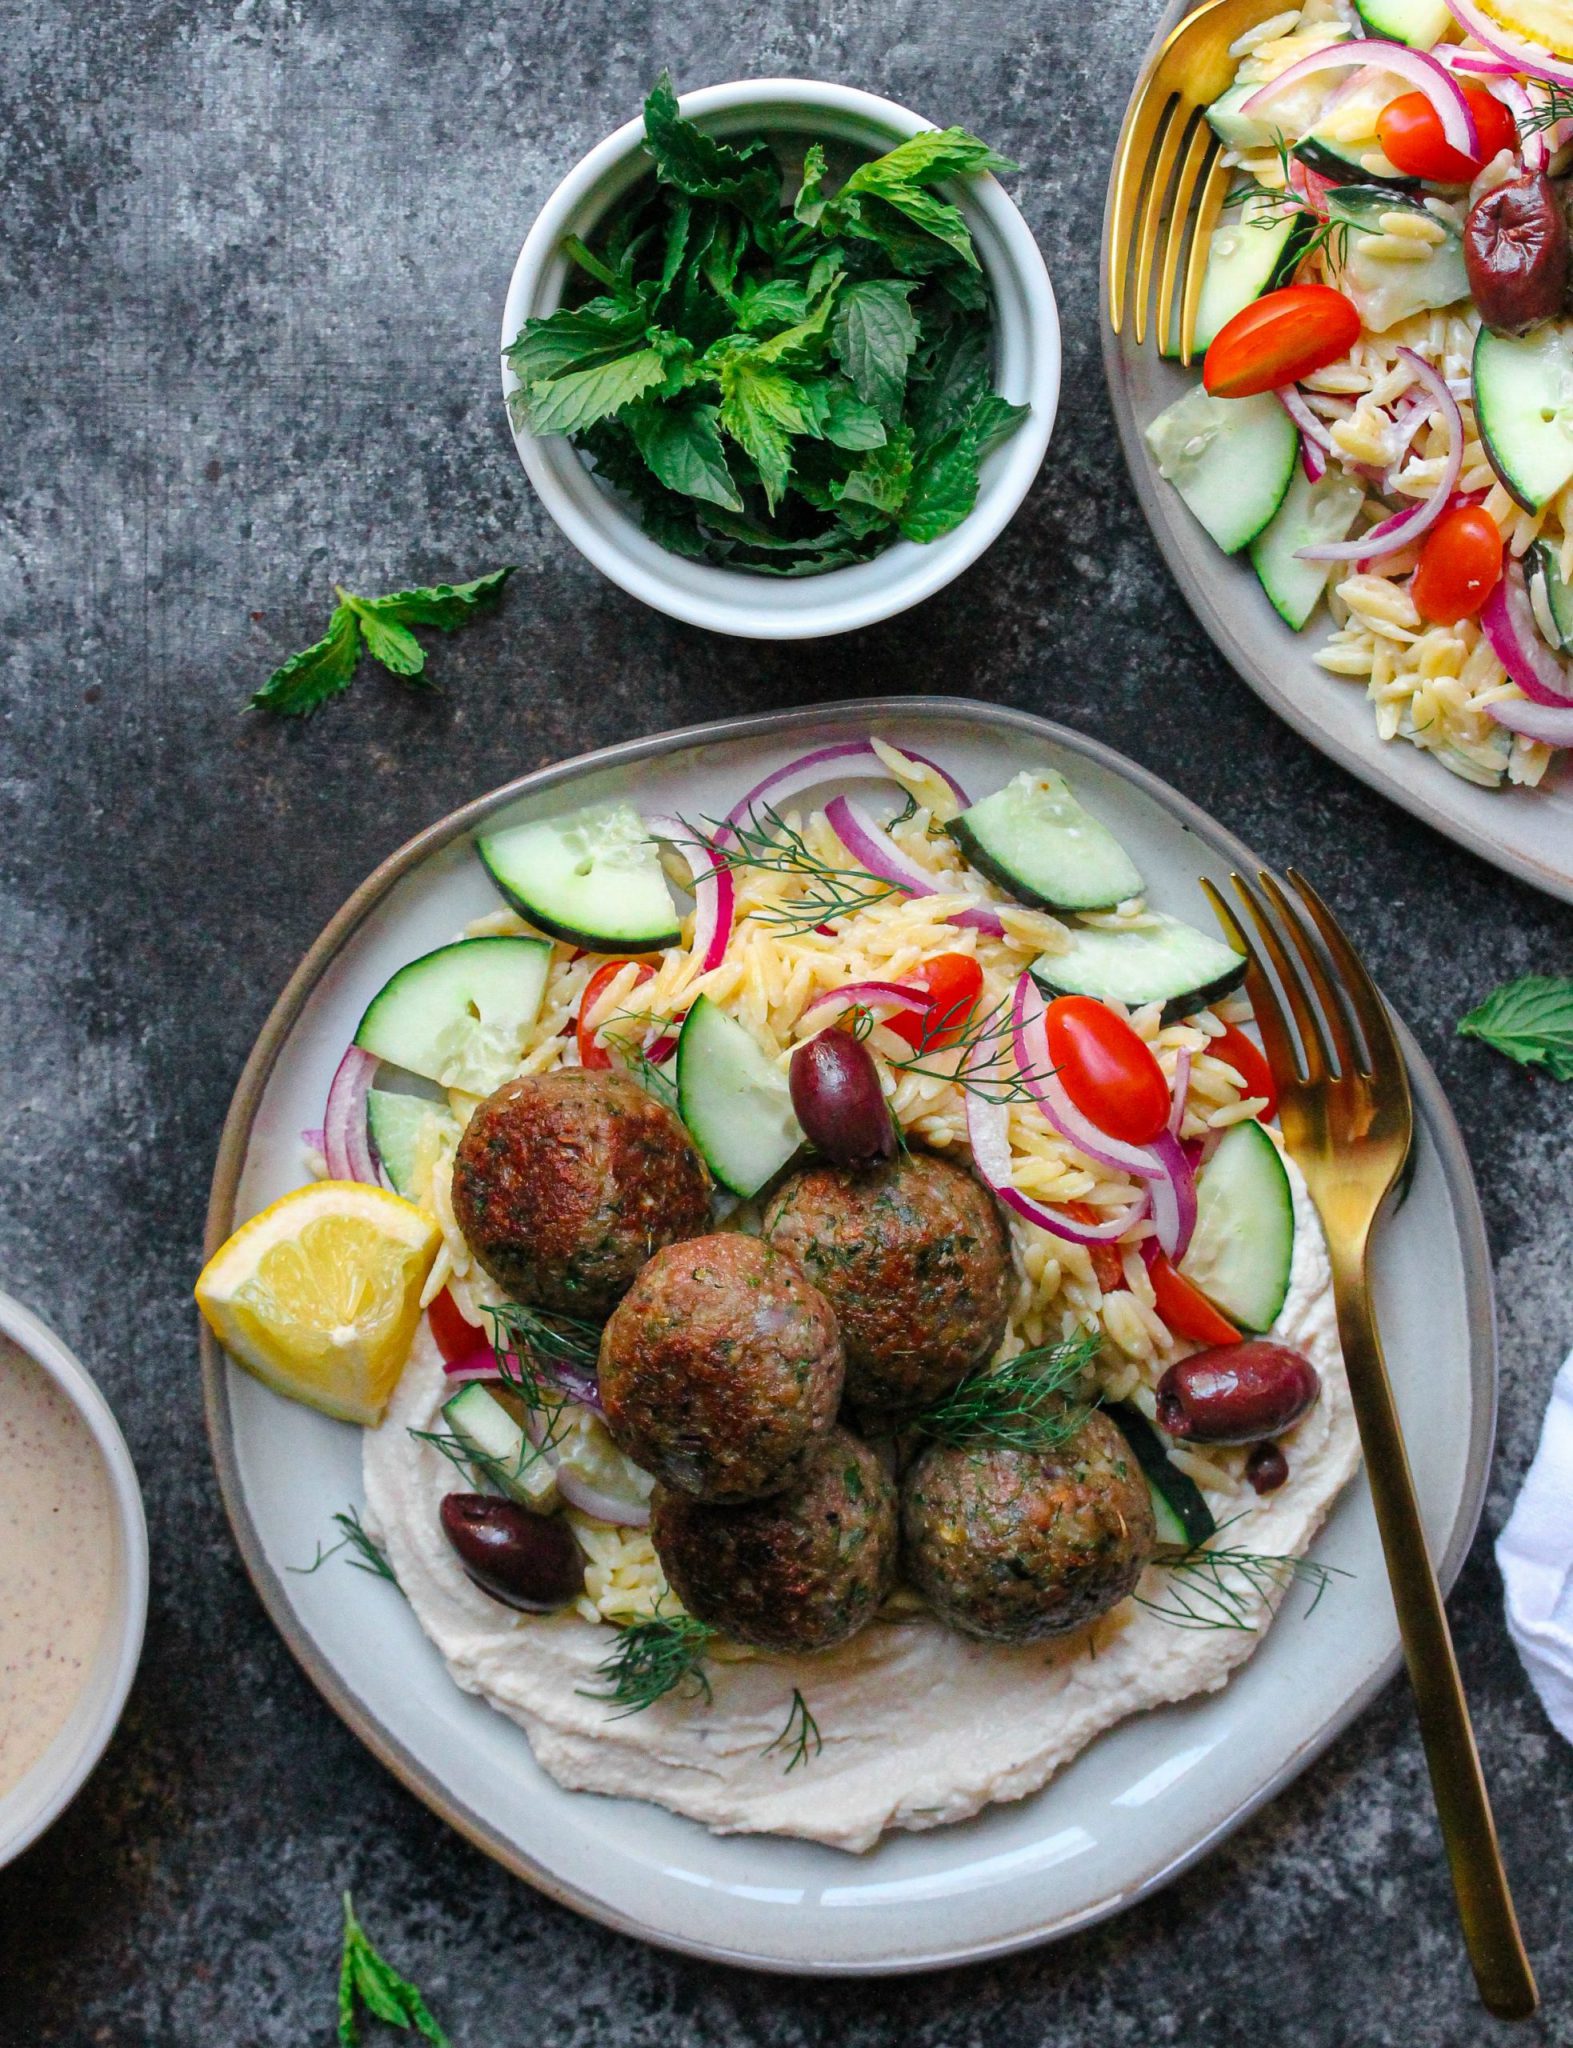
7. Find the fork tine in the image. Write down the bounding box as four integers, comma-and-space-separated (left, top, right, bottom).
1258, 870, 1362, 1081
1108, 84, 1173, 333
1230, 872, 1334, 1082
1287, 869, 1407, 1090
1198, 877, 1301, 1086
1178, 144, 1229, 365
1133, 101, 1191, 346
1157, 122, 1217, 361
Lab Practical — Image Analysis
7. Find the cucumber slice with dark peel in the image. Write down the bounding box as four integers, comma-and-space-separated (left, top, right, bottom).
676, 995, 803, 1197
949, 771, 1144, 913
1353, 0, 1450, 45
1326, 185, 1467, 333
1249, 467, 1365, 630
1031, 915, 1248, 1026
1293, 136, 1417, 193
1178, 1121, 1295, 1334
1160, 197, 1312, 359
1528, 539, 1573, 654
366, 1090, 458, 1197
478, 800, 681, 951
1107, 1402, 1218, 1552
1475, 324, 1573, 514
441, 1383, 559, 1512
1145, 388, 1299, 556
354, 936, 551, 1095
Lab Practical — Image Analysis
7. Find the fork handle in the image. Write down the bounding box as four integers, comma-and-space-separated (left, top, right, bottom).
1330, 1252, 1537, 2020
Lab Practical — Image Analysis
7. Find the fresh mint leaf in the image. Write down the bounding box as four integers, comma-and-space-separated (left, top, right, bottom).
643, 71, 778, 217
629, 401, 742, 510
657, 194, 693, 296
504, 295, 649, 382
840, 181, 977, 267
900, 391, 1028, 543
794, 141, 830, 225
830, 279, 919, 411
1458, 976, 1573, 1080
252, 603, 362, 715
718, 355, 826, 511
581, 421, 715, 557
337, 1894, 449, 2048
836, 423, 914, 516
347, 599, 425, 678
816, 379, 887, 450
844, 126, 1016, 190
561, 234, 624, 291
734, 276, 810, 331
522, 346, 669, 434
752, 278, 839, 364
361, 567, 515, 632
911, 320, 991, 444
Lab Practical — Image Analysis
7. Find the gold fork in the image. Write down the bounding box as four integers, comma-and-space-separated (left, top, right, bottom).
1199, 869, 1537, 2022
1106, 0, 1291, 361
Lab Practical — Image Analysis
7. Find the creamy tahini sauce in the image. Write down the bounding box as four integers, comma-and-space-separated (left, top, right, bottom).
0, 1337, 116, 1799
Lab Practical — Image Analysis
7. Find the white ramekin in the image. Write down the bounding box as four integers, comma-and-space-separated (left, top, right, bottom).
0, 1289, 148, 1868
501, 78, 1060, 640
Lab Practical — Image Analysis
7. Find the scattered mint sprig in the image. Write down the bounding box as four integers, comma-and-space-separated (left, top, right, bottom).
1458, 976, 1573, 1081
252, 567, 515, 716
337, 1893, 449, 2047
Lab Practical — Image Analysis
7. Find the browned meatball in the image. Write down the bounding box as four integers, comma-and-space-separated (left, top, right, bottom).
451, 1070, 711, 1316
598, 1234, 843, 1501
652, 1427, 898, 1652
762, 1152, 1011, 1416
900, 1410, 1156, 1643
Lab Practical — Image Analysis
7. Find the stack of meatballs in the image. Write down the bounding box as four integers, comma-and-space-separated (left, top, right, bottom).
451, 1065, 1156, 1657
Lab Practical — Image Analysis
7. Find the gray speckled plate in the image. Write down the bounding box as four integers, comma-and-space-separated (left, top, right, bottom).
1101, 2, 1573, 905
200, 698, 1495, 1973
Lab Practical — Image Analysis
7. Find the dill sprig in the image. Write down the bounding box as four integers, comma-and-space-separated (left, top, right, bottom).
408, 1329, 573, 1489
605, 1005, 682, 1106
1518, 81, 1573, 138
483, 1299, 600, 1390
1137, 1520, 1350, 1633
289, 1506, 401, 1590
911, 1333, 1100, 1450
582, 1607, 718, 1717
676, 805, 902, 938
883, 992, 1056, 1106
762, 1688, 823, 1772
1220, 136, 1350, 274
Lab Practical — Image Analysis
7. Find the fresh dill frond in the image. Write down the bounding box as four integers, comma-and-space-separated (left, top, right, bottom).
762, 1688, 823, 1772
883, 992, 1054, 1105
911, 1334, 1100, 1450
1518, 81, 1573, 138
582, 1607, 718, 1716
1220, 138, 1350, 274
483, 1300, 599, 1383
289, 1506, 401, 1590
1137, 1521, 1351, 1633
679, 804, 902, 937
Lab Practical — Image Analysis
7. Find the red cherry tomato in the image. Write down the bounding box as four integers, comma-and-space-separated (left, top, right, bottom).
1410, 504, 1503, 626
1063, 1202, 1127, 1294
1042, 995, 1171, 1146
1203, 285, 1361, 400
575, 959, 655, 1069
1377, 83, 1515, 185
887, 953, 985, 1051
1210, 1022, 1278, 1122
1146, 1250, 1243, 1348
428, 1288, 481, 1365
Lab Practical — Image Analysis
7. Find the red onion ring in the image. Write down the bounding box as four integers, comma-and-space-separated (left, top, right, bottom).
1482, 562, 1573, 707
964, 1046, 1148, 1245
1168, 1048, 1192, 1139
724, 739, 970, 841
522, 1403, 648, 1524
825, 794, 1008, 936
1297, 350, 1461, 562
301, 1125, 326, 1154
1010, 975, 1164, 1176
645, 815, 736, 973
797, 980, 929, 1032
1301, 435, 1329, 483
1144, 1130, 1199, 1263
1444, 0, 1573, 86
1486, 697, 1573, 744
1242, 39, 1480, 155
323, 1046, 380, 1184
1486, 73, 1548, 170
441, 1351, 501, 1384
1277, 385, 1336, 454
1435, 47, 1520, 76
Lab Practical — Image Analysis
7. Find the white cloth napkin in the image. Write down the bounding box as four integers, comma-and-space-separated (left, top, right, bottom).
1498, 1348, 1573, 1744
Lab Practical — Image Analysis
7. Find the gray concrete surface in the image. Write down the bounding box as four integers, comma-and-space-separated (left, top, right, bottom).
2, 2, 1570, 2041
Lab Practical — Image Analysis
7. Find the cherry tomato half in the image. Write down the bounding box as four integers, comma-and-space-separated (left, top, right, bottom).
1377, 83, 1515, 185
1203, 285, 1361, 400
1063, 1201, 1127, 1294
1146, 1249, 1243, 1348
1410, 504, 1503, 626
1210, 1022, 1278, 1122
887, 953, 985, 1052
575, 958, 654, 1069
1043, 995, 1171, 1147
428, 1288, 481, 1365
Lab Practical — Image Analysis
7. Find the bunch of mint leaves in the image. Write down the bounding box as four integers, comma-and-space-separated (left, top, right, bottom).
505, 74, 1029, 575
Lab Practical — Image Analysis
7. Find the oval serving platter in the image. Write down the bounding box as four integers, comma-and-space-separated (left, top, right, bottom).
1100, 1, 1573, 907
201, 697, 1495, 1974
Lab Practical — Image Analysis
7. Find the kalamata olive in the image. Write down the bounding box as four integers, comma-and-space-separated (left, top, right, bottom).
439, 1492, 584, 1611
789, 1029, 897, 1169
1155, 1341, 1320, 1445
1465, 173, 1570, 336
1246, 1440, 1289, 1494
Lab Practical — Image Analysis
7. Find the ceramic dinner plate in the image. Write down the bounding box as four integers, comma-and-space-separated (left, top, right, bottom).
201, 697, 1495, 1974
1100, 2, 1573, 907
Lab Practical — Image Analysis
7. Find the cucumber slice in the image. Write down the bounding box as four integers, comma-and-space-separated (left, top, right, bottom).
1107, 1402, 1218, 1552
1475, 324, 1573, 514
1205, 81, 1278, 152
1178, 1121, 1295, 1333
441, 1383, 559, 1512
354, 936, 551, 1096
366, 1090, 459, 1198
675, 995, 802, 1197
948, 770, 1144, 913
1249, 466, 1365, 630
1293, 135, 1417, 192
1031, 915, 1248, 1026
1145, 387, 1299, 557
478, 800, 680, 951
1353, 0, 1450, 45
1528, 538, 1573, 654
1162, 197, 1313, 359
1326, 186, 1467, 333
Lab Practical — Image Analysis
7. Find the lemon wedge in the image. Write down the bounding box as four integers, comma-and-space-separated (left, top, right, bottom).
195, 1182, 441, 1423
1477, 0, 1573, 57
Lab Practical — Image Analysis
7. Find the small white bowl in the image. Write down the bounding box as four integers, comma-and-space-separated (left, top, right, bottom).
501, 78, 1060, 640
0, 1290, 148, 1868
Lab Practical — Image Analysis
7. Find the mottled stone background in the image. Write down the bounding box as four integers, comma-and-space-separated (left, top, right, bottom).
1, 1, 1570, 2041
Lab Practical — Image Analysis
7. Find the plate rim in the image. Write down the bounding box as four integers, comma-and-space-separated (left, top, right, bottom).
200, 693, 1498, 1974
1097, 9, 1573, 910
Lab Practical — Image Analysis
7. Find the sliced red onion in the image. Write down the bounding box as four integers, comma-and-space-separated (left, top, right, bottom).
1010, 974, 1164, 1177
798, 979, 929, 1031
1482, 562, 1573, 706
1487, 74, 1548, 171
1144, 1130, 1198, 1263
301, 1125, 326, 1154
1242, 40, 1479, 156
1435, 46, 1520, 76
1445, 0, 1573, 86
645, 815, 735, 972
1486, 697, 1573, 744
1297, 349, 1461, 562
1278, 385, 1336, 453
724, 739, 969, 841
323, 1046, 379, 1184
522, 1403, 648, 1524
1288, 156, 1336, 219
1302, 434, 1328, 482
964, 1048, 1148, 1245
1168, 1048, 1192, 1139
442, 1351, 502, 1384
1383, 391, 1431, 488
825, 794, 1008, 936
